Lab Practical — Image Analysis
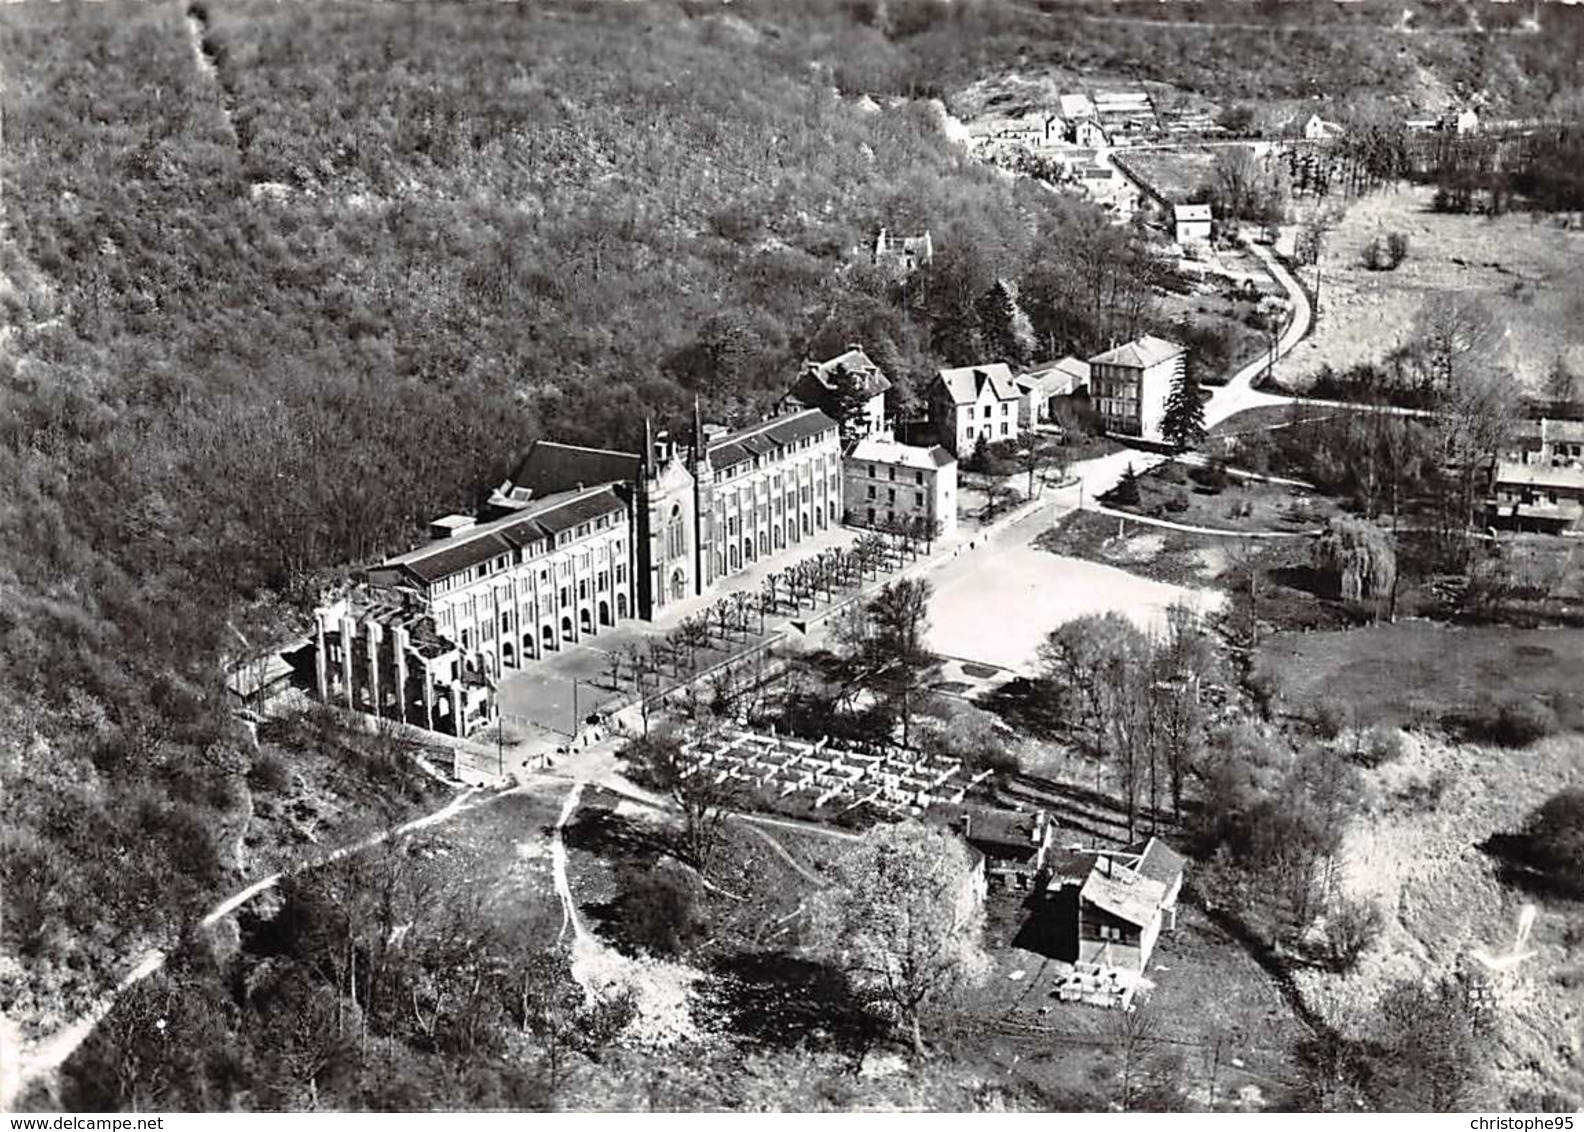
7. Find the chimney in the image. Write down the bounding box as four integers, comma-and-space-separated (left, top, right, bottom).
428, 514, 475, 541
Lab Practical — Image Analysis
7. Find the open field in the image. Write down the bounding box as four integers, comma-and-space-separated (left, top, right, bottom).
1295, 730, 1584, 1108
1114, 149, 1221, 205
1275, 185, 1584, 392
1253, 622, 1584, 731
410, 788, 563, 908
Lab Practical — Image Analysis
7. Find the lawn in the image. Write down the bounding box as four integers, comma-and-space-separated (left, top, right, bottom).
409, 788, 563, 909
1208, 402, 1354, 440
1103, 457, 1342, 534
1252, 622, 1584, 731
1043, 509, 1234, 590
1274, 184, 1584, 393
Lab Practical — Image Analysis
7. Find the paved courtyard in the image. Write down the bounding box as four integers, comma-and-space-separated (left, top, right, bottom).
923, 504, 1224, 674
494, 522, 861, 737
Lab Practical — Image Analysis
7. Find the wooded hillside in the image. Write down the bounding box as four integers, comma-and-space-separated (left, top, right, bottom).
0, 0, 1156, 1031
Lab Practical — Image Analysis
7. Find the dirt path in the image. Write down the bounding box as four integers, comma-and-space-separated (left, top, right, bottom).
1087, 501, 1320, 539
183, 3, 240, 154
734, 820, 827, 885
547, 779, 703, 1047
1, 783, 501, 1111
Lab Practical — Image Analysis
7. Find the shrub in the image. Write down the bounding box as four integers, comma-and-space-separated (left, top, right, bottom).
1323, 896, 1384, 973
1164, 489, 1190, 514
1159, 461, 1187, 485
613, 861, 707, 957
1362, 235, 1387, 270
1190, 460, 1229, 492
1311, 701, 1348, 740
1398, 767, 1456, 813
1452, 697, 1560, 747
1109, 463, 1142, 507
1245, 670, 1281, 720
247, 750, 293, 793
1502, 789, 1584, 897
1386, 231, 1410, 268
1355, 725, 1407, 769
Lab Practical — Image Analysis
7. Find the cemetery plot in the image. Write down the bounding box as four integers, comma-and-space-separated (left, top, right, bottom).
679, 725, 992, 817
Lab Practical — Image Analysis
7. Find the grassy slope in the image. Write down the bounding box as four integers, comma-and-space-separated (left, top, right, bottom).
1300, 730, 1584, 1108
1274, 185, 1584, 393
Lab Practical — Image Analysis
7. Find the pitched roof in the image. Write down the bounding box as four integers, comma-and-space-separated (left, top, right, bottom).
964, 808, 1044, 856
1058, 93, 1095, 119
380, 486, 626, 585
505, 441, 642, 498
1089, 335, 1186, 369
937, 363, 1019, 406
1543, 418, 1584, 445
1492, 461, 1584, 492
1136, 837, 1187, 889
845, 437, 955, 471
789, 347, 891, 407
1046, 848, 1096, 885
1174, 203, 1213, 222
225, 654, 295, 699
706, 408, 838, 472
1079, 858, 1169, 928
1017, 356, 1090, 398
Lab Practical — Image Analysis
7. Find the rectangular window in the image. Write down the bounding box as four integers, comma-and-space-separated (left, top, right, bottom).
578, 580, 588, 600
1000, 423, 1009, 437
615, 563, 626, 584
915, 471, 924, 485
867, 507, 875, 523
867, 485, 876, 500
888, 467, 895, 481
915, 491, 924, 506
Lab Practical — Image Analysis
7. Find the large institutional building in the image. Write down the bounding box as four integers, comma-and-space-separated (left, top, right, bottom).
313, 400, 848, 735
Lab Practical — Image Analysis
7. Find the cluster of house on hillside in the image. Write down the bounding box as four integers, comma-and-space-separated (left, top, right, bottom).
965, 90, 1155, 219
1487, 417, 1584, 535
929, 334, 1186, 456
936, 802, 1188, 1008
